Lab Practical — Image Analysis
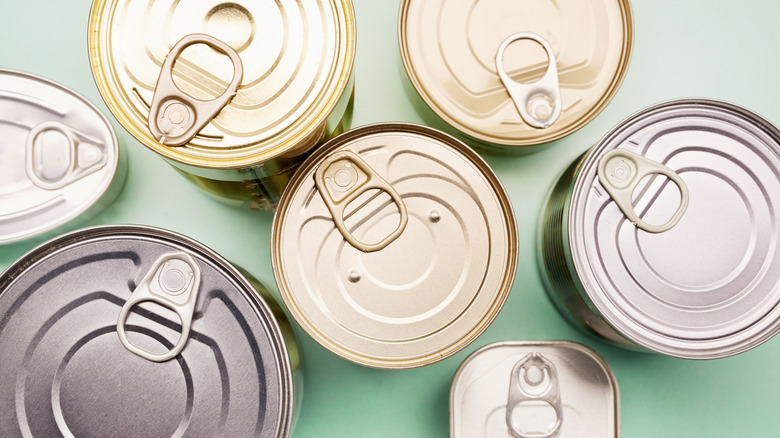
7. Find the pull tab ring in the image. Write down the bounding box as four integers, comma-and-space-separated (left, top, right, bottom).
314, 150, 408, 253
148, 33, 244, 146
597, 149, 690, 233
117, 252, 201, 362
506, 353, 563, 438
495, 32, 562, 129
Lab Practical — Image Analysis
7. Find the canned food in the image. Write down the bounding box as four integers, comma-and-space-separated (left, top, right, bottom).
539, 98, 780, 359
399, 0, 633, 152
0, 225, 299, 436
272, 123, 517, 368
451, 341, 619, 437
0, 69, 124, 245
88, 0, 355, 210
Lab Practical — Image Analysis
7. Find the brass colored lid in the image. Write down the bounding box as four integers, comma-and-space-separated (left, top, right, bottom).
88, 0, 355, 168
399, 0, 633, 147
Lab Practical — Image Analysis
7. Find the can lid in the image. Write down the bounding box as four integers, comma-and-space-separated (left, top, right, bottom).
399, 0, 633, 147
272, 123, 518, 368
0, 69, 120, 245
570, 99, 780, 358
0, 225, 294, 436
451, 341, 619, 438
88, 0, 355, 168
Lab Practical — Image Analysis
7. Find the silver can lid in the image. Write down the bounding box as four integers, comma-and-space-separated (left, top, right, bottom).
451, 341, 619, 438
272, 123, 517, 368
0, 69, 121, 245
570, 98, 780, 358
0, 225, 294, 437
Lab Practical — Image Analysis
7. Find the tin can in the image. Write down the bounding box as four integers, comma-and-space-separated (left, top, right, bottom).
0, 69, 124, 245
539, 98, 780, 359
0, 225, 299, 436
88, 0, 356, 210
399, 0, 633, 153
272, 123, 518, 368
451, 341, 619, 438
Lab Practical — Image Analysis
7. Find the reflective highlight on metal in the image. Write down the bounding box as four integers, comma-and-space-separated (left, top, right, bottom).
0, 69, 124, 245
451, 341, 619, 438
89, 0, 355, 209
539, 99, 780, 358
272, 123, 517, 368
0, 225, 298, 437
399, 0, 633, 150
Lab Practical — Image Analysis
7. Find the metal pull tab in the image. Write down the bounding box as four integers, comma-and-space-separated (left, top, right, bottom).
25, 120, 107, 190
598, 149, 690, 233
148, 33, 244, 146
496, 32, 562, 129
506, 353, 563, 438
117, 252, 201, 362
314, 150, 408, 253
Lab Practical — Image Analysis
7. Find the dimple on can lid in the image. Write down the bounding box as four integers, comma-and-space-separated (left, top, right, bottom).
539, 98, 780, 359
272, 123, 518, 368
0, 225, 298, 436
0, 69, 124, 245
451, 341, 619, 438
88, 0, 355, 209
399, 0, 633, 151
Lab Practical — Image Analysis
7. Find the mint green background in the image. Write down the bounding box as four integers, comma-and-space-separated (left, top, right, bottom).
2, 1, 780, 436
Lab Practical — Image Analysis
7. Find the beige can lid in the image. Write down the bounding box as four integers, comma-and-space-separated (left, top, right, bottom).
399, 0, 633, 147
272, 123, 518, 368
88, 0, 355, 168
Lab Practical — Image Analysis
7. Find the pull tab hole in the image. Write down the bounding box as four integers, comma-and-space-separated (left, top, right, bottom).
30, 128, 72, 183
344, 189, 403, 247
509, 401, 559, 437
631, 173, 683, 228
124, 301, 183, 356
500, 38, 550, 84
172, 43, 236, 101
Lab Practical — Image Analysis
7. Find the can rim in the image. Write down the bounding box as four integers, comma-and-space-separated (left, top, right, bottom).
271, 122, 518, 368
0, 224, 296, 435
87, 0, 356, 170
397, 0, 634, 147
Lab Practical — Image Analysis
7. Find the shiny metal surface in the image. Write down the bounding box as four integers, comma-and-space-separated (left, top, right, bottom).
451, 341, 618, 438
399, 0, 633, 150
88, 0, 355, 209
0, 69, 124, 245
0, 225, 298, 437
540, 99, 780, 358
272, 123, 517, 368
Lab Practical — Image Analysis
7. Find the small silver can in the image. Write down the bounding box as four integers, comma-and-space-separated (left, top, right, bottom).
539, 98, 780, 358
0, 225, 299, 437
451, 341, 619, 438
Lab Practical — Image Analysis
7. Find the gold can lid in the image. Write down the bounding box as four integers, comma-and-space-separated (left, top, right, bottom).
272, 123, 518, 368
88, 0, 355, 168
399, 0, 633, 147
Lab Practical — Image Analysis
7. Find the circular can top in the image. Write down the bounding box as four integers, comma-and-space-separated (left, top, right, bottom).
399, 0, 633, 147
0, 69, 121, 245
0, 225, 295, 436
272, 123, 518, 368
570, 99, 780, 358
88, 0, 355, 168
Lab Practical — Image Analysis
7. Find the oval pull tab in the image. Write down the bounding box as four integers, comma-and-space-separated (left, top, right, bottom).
25, 120, 107, 190
597, 149, 690, 233
495, 32, 562, 129
506, 353, 563, 438
314, 150, 408, 253
148, 33, 244, 146
117, 252, 201, 362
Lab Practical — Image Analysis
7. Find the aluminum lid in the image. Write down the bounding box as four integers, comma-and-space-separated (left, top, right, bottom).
272, 123, 517, 368
399, 0, 633, 147
0, 225, 295, 437
451, 341, 619, 438
88, 0, 355, 168
570, 99, 780, 358
0, 69, 122, 245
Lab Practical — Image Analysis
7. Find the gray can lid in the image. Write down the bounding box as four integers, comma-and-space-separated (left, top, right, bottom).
0, 225, 293, 437
570, 98, 780, 358
0, 69, 121, 245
